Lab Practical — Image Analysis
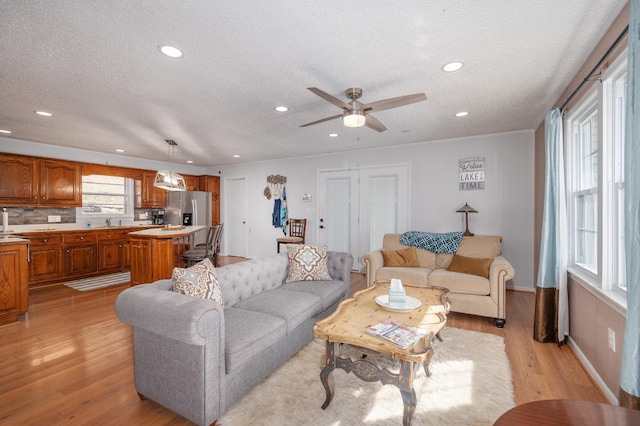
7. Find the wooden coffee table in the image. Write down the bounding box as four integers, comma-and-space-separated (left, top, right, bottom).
312, 281, 450, 426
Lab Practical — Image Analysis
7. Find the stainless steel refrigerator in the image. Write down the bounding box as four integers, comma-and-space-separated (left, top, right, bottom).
164, 191, 212, 246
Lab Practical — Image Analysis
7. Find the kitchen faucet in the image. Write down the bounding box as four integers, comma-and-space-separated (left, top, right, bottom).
106, 217, 112, 228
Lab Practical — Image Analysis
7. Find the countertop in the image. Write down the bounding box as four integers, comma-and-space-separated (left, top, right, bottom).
0, 236, 29, 244
128, 225, 206, 238
3, 224, 163, 235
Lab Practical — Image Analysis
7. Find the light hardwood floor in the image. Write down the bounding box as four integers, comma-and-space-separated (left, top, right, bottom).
0, 256, 606, 425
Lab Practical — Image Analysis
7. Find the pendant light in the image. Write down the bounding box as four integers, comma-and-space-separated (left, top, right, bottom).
154, 139, 186, 191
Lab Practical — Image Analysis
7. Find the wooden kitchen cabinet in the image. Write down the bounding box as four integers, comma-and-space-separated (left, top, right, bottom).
183, 174, 198, 191
197, 175, 220, 225
64, 233, 98, 277
98, 230, 131, 272
24, 233, 64, 286
0, 154, 81, 206
0, 239, 29, 326
130, 238, 150, 285
0, 154, 39, 204
138, 171, 167, 208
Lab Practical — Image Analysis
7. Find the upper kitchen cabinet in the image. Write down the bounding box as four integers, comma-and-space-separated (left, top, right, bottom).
197, 175, 220, 225
0, 154, 82, 206
137, 171, 167, 208
183, 174, 198, 191
40, 159, 82, 206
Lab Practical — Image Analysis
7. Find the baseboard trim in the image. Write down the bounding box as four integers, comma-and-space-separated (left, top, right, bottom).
568, 336, 618, 404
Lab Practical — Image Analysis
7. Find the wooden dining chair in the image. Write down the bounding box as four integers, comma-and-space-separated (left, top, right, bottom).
277, 218, 307, 253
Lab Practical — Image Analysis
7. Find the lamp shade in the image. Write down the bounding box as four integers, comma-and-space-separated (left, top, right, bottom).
456, 202, 478, 213
343, 109, 366, 128
153, 170, 186, 191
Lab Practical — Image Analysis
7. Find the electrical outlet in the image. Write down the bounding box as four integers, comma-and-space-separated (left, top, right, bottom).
48, 215, 61, 223
139, 212, 148, 220
608, 328, 616, 352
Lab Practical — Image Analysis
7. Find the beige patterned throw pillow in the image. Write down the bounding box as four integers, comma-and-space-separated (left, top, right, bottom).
172, 258, 224, 306
286, 244, 332, 283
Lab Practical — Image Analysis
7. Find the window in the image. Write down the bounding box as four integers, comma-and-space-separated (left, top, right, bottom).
571, 104, 598, 273
80, 175, 133, 216
608, 63, 627, 292
566, 52, 626, 297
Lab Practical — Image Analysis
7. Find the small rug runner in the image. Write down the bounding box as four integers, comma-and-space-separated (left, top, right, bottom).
62, 272, 130, 291
219, 327, 515, 426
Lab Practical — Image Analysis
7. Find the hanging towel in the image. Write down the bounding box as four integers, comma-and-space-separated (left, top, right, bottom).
280, 186, 288, 235
272, 198, 282, 228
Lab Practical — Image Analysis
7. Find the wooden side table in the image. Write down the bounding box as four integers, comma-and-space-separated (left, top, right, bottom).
493, 399, 640, 425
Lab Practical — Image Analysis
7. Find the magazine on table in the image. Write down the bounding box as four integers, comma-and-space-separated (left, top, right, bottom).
364, 319, 427, 349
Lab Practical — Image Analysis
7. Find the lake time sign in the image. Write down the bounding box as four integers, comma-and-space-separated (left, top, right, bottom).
459, 157, 485, 191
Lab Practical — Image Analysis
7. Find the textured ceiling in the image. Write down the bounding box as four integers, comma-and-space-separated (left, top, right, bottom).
0, 0, 628, 167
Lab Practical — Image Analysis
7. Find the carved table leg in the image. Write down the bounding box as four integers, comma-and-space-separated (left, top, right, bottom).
320, 340, 336, 409
399, 360, 418, 426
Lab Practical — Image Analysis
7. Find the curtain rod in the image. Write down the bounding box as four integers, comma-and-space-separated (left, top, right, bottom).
560, 24, 629, 112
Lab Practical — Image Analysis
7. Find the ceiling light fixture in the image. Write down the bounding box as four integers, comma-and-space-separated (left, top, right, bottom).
35, 111, 53, 117
274, 106, 288, 112
115, 149, 125, 153
442, 61, 463, 72
154, 139, 186, 192
329, 133, 338, 138
233, 154, 240, 158
0, 129, 11, 134
343, 109, 365, 128
159, 44, 183, 58
456, 111, 469, 117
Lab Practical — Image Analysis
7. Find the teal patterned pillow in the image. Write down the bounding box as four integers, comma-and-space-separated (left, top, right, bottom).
286, 244, 332, 283
172, 258, 224, 306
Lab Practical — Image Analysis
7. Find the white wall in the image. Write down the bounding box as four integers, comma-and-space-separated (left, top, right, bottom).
217, 130, 535, 291
2, 131, 535, 290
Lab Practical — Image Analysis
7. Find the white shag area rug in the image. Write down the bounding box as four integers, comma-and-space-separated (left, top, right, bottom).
219, 327, 515, 426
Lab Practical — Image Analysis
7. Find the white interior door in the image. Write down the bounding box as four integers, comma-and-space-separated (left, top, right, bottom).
224, 177, 247, 257
318, 170, 359, 264
359, 165, 410, 254
318, 165, 409, 269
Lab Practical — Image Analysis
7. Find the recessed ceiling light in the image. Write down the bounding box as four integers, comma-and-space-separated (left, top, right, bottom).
186, 160, 194, 164
115, 149, 125, 153
159, 44, 183, 58
456, 111, 469, 117
329, 133, 338, 138
0, 129, 11, 134
274, 106, 288, 112
233, 154, 240, 158
442, 61, 464, 72
35, 111, 53, 117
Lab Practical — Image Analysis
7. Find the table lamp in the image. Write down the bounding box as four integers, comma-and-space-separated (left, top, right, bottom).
456, 203, 478, 236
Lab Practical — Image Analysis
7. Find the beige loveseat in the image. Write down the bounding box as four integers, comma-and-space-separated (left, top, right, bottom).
360, 234, 515, 327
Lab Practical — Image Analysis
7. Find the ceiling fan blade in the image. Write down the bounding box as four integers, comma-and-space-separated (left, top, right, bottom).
364, 113, 387, 132
300, 113, 342, 128
307, 87, 352, 110
363, 93, 427, 112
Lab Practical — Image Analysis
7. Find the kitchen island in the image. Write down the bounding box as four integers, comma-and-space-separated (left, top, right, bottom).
0, 236, 29, 325
128, 225, 206, 285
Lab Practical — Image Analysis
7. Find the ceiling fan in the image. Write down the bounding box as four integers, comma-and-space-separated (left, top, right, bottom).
300, 87, 427, 132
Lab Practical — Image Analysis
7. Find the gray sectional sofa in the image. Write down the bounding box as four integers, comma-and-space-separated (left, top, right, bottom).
115, 251, 353, 426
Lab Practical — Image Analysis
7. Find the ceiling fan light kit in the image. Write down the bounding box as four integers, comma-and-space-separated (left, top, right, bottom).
343, 109, 366, 127
301, 86, 426, 133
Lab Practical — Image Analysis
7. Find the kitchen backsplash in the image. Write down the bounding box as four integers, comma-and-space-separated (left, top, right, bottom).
2, 207, 152, 225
